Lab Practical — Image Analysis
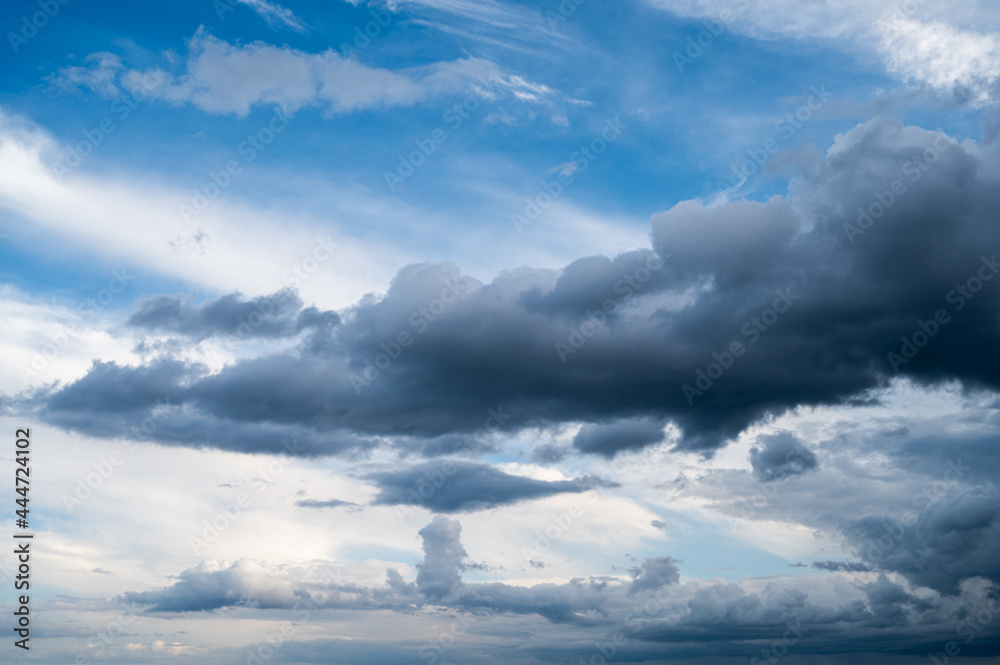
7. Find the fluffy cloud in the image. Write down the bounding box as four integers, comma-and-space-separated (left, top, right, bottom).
648, 0, 1000, 104
748, 432, 818, 482
24, 118, 1000, 459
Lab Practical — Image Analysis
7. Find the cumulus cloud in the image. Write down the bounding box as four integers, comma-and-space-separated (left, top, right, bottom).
23, 118, 1000, 461
629, 556, 681, 594
121, 515, 1000, 658
749, 432, 818, 482
126, 289, 340, 341
846, 487, 1000, 594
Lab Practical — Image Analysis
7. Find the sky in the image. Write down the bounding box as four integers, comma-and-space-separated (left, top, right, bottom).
1, 0, 1000, 663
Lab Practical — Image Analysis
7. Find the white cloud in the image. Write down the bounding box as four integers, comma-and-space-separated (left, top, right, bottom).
46, 52, 124, 99
234, 0, 307, 32
0, 108, 406, 312
878, 18, 1000, 105
647, 0, 1000, 105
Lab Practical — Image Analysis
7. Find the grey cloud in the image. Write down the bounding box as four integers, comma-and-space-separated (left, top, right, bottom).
812, 560, 874, 573
23, 118, 1000, 462
847, 487, 1000, 595
629, 556, 680, 594
121, 515, 1000, 658
126, 289, 339, 341
573, 418, 667, 458
749, 432, 818, 482
367, 461, 617, 512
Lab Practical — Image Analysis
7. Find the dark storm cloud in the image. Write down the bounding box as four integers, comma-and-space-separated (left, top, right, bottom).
572, 418, 668, 458
846, 487, 1000, 595
25, 118, 1000, 459
749, 432, 818, 482
126, 289, 339, 340
367, 461, 617, 512
415, 516, 467, 600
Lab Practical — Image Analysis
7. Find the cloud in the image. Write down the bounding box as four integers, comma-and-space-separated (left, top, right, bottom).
629, 556, 681, 594
749, 431, 818, 482
846, 487, 1000, 595
49, 30, 556, 117
295, 498, 358, 509
233, 0, 307, 31
878, 18, 1000, 105
19, 119, 1000, 466
367, 461, 617, 512
647, 0, 1000, 105
572, 417, 668, 458
126, 289, 340, 341
46, 52, 124, 98
812, 560, 874, 573
386, 0, 572, 51
415, 516, 467, 600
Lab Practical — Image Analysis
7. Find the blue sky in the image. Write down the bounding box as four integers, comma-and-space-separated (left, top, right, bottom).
3, 0, 1000, 663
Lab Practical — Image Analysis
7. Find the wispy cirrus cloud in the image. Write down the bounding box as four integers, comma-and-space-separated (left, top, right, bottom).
234, 0, 307, 32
